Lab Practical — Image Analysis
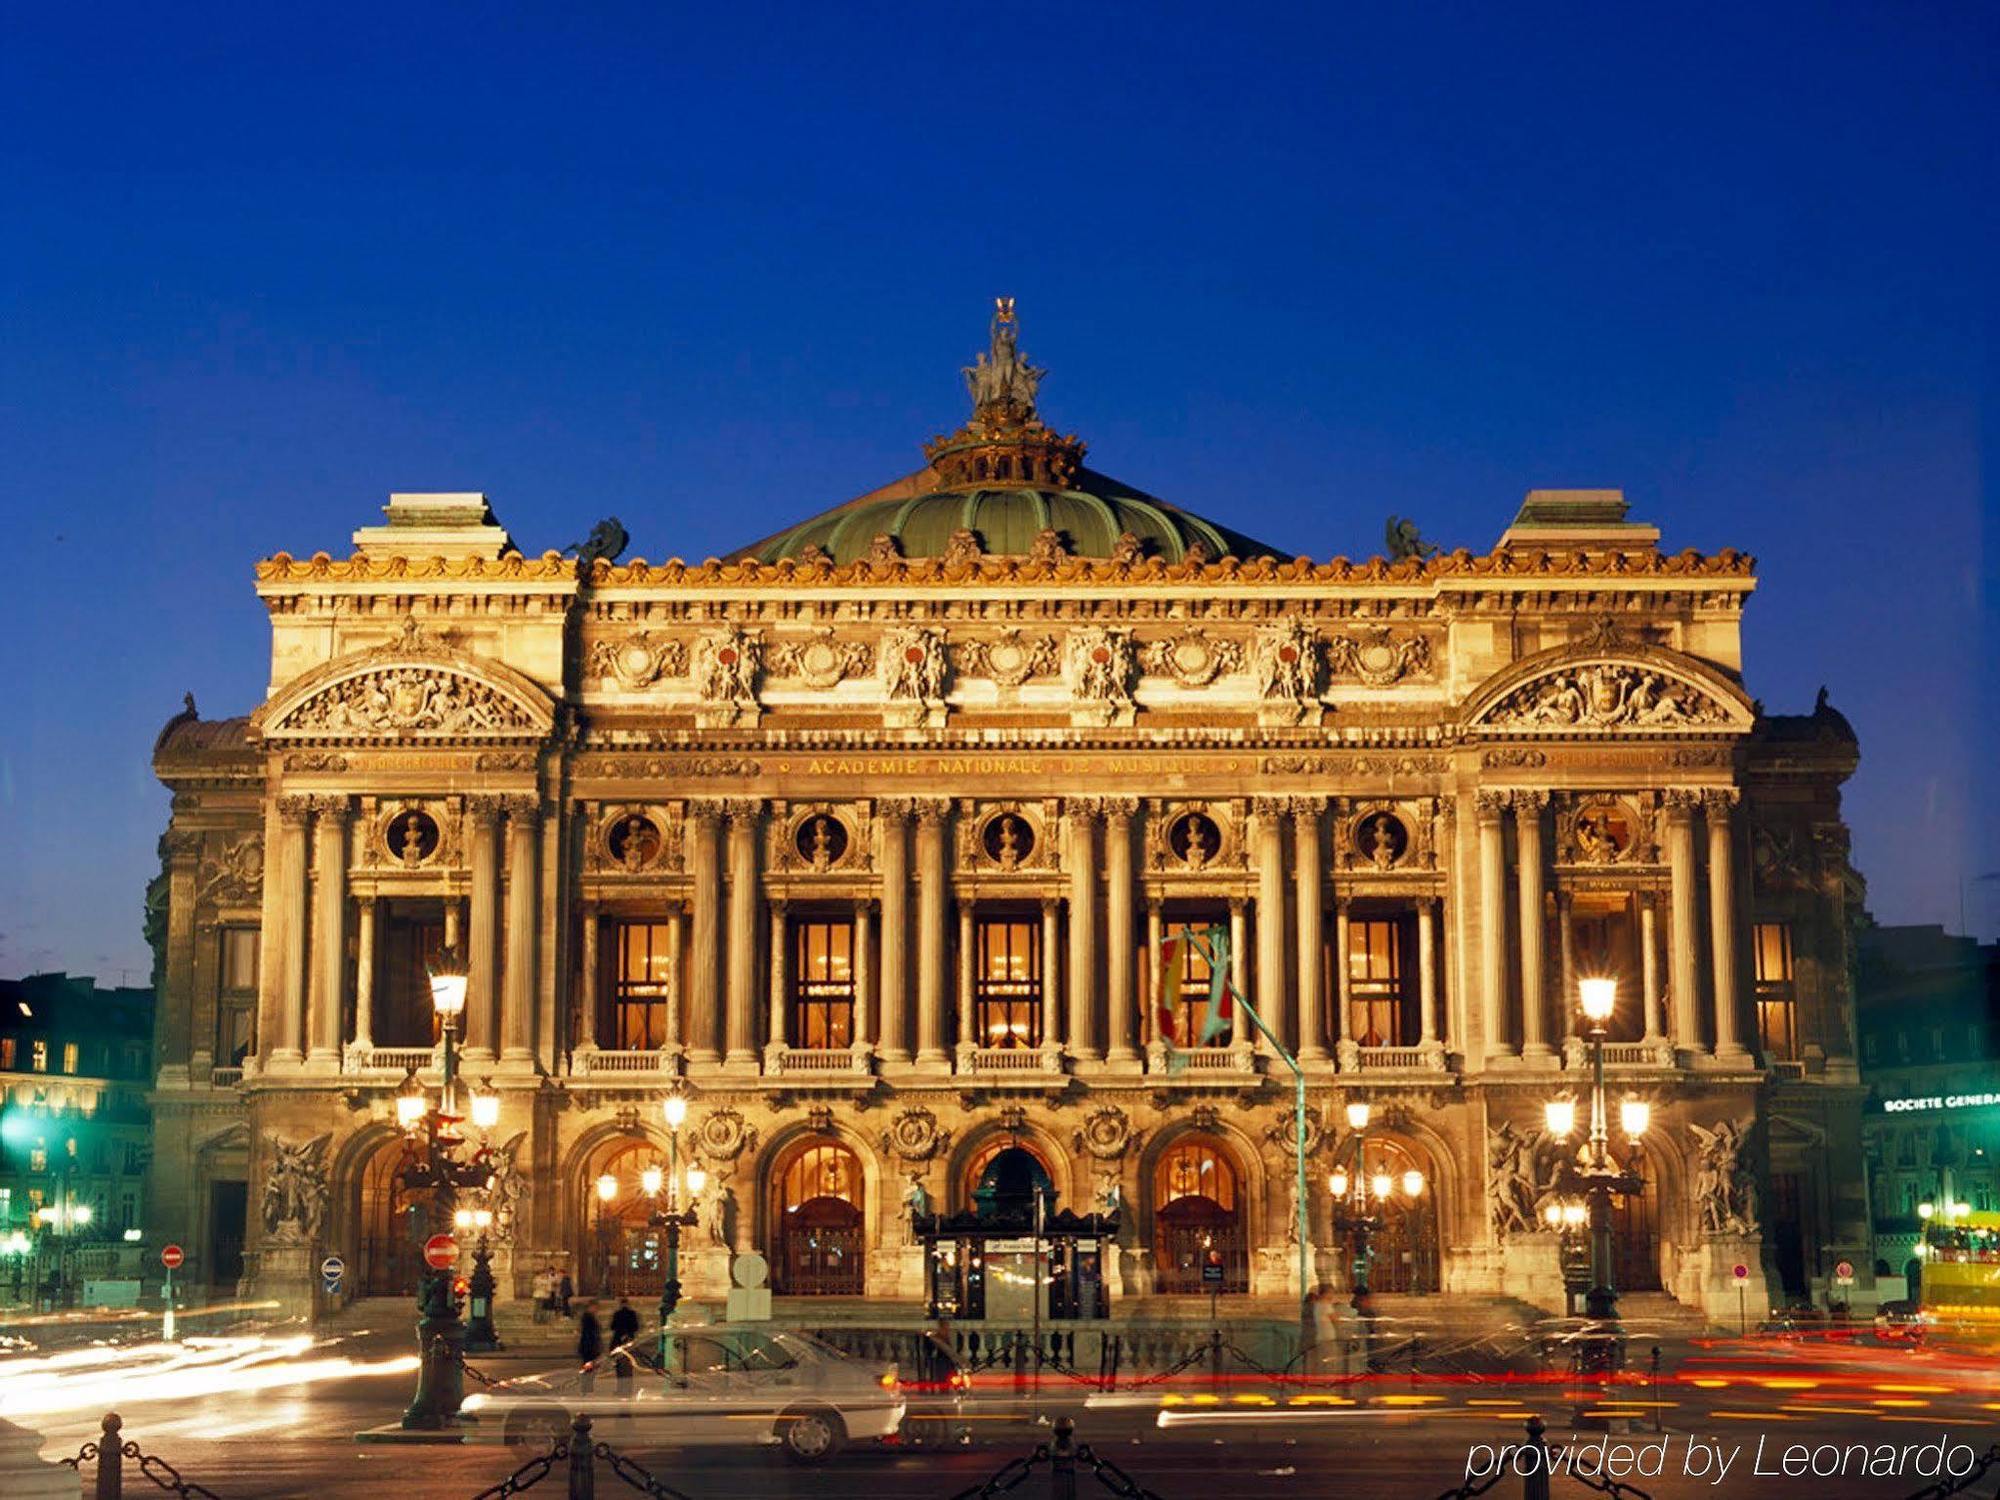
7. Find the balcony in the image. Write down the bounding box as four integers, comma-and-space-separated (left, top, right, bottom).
764, 1046, 874, 1089
569, 1046, 684, 1081
1343, 1043, 1448, 1074
1145, 1041, 1257, 1079
208, 1066, 244, 1088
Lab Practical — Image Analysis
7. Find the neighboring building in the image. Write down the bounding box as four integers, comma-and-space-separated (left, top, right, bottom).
1857, 924, 2000, 1293
146, 304, 1868, 1326
0, 973, 155, 1301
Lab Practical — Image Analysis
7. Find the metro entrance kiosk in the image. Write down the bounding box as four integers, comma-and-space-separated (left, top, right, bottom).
918, 1206, 1117, 1322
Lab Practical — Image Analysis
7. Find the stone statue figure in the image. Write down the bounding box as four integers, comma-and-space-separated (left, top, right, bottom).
262, 1134, 331, 1243
1486, 1122, 1557, 1240
1385, 516, 1439, 561
701, 1179, 737, 1251
1691, 1119, 1758, 1235
963, 297, 1045, 416
566, 516, 630, 570
901, 1174, 930, 1245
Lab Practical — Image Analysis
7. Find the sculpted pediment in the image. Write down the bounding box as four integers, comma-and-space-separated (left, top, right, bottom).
1464, 643, 1753, 737
254, 623, 556, 743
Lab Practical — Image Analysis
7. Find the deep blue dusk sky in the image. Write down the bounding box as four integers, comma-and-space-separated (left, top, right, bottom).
1, 3, 1992, 980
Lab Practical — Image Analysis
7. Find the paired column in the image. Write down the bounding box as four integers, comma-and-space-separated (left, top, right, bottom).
1417, 897, 1439, 1044
1104, 798, 1139, 1067
264, 797, 312, 1069
1706, 790, 1747, 1059
724, 802, 760, 1068
915, 801, 950, 1067
1066, 803, 1100, 1062
577, 904, 600, 1051
1475, 792, 1509, 1058
159, 831, 201, 1077
1515, 791, 1552, 1060
1556, 891, 1577, 1043
1145, 901, 1164, 1048
1294, 800, 1327, 1063
685, 804, 724, 1064
1639, 892, 1664, 1041
1252, 798, 1287, 1055
876, 803, 911, 1064
1228, 899, 1249, 1050
306, 797, 348, 1066
353, 897, 378, 1054
1332, 899, 1353, 1056
465, 797, 503, 1063
766, 898, 789, 1058
1039, 899, 1061, 1056
501, 798, 540, 1066
1664, 793, 1702, 1052
851, 901, 874, 1052
955, 899, 976, 1057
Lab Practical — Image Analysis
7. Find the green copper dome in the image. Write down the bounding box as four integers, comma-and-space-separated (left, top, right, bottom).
730, 301, 1290, 565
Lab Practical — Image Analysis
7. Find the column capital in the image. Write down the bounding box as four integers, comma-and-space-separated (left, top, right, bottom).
500, 794, 541, 822
1145, 895, 1164, 917
1099, 795, 1140, 822
162, 829, 204, 862
1249, 794, 1291, 820
1662, 788, 1703, 815
304, 793, 351, 820
1474, 789, 1511, 821
874, 796, 916, 821
1511, 788, 1551, 814
1062, 796, 1103, 826
1227, 895, 1249, 916
769, 895, 789, 917
466, 794, 506, 824
853, 896, 875, 917
914, 798, 953, 830
723, 798, 763, 829
688, 798, 727, 829
277, 794, 316, 825
1288, 795, 1324, 830
1701, 787, 1741, 816
1039, 894, 1062, 916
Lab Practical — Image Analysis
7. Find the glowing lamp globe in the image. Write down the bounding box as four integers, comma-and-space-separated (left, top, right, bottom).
1328, 1169, 1349, 1199
1620, 1098, 1651, 1138
473, 1208, 493, 1230
1344, 1101, 1371, 1131
1544, 1202, 1563, 1229
470, 1092, 501, 1132
596, 1173, 618, 1204
453, 1208, 473, 1230
1544, 1098, 1577, 1140
72, 1204, 91, 1226
1578, 978, 1617, 1024
1402, 1170, 1425, 1198
1563, 1202, 1586, 1229
1918, 1202, 1935, 1220
685, 1164, 708, 1197
641, 1165, 664, 1197
1370, 1173, 1394, 1202
662, 1092, 688, 1130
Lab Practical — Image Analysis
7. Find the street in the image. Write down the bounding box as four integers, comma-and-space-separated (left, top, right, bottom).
10, 1322, 1999, 1500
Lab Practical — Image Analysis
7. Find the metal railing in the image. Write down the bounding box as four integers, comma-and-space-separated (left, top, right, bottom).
967, 1047, 1058, 1073
61, 1413, 225, 1499
771, 1047, 871, 1075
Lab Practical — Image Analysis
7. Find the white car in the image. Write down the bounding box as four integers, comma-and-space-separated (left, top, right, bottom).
462, 1324, 904, 1464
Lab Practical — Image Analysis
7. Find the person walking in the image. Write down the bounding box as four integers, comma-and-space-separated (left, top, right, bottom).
576, 1300, 603, 1394
530, 1266, 551, 1325
609, 1297, 641, 1394
558, 1270, 574, 1317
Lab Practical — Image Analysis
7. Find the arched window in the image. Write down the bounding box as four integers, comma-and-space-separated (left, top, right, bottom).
1154, 1136, 1246, 1294
358, 1135, 431, 1297
774, 1141, 864, 1295
965, 1141, 1053, 1220
584, 1138, 676, 1298
1335, 1138, 1441, 1294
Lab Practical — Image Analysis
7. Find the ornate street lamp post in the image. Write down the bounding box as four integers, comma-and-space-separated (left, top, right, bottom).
650, 1090, 702, 1360
395, 944, 497, 1430
1327, 1101, 1425, 1320
1544, 977, 1649, 1381
460, 1089, 504, 1354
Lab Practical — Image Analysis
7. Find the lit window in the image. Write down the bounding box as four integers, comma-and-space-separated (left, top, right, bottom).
0, 1038, 12, 1069
974, 918, 1040, 1049
217, 928, 260, 1064
60, 1043, 78, 1075
1347, 919, 1409, 1047
29, 1143, 46, 1173
1752, 923, 1797, 1059
30, 1041, 47, 1073
791, 920, 855, 1049
609, 921, 675, 1050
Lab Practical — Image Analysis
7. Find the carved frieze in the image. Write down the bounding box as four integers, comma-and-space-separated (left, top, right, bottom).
881, 1106, 953, 1164
1250, 620, 1321, 701
586, 631, 688, 689
1554, 795, 1654, 866
1325, 627, 1433, 687
880, 626, 949, 704
951, 630, 1060, 689
768, 629, 874, 690
691, 628, 761, 722
198, 834, 265, 905
281, 667, 538, 736
1064, 626, 1136, 714
1484, 664, 1731, 731
694, 1107, 758, 1164
1139, 630, 1242, 688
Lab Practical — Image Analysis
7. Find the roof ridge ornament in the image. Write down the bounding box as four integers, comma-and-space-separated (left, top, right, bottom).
963, 295, 1045, 421
926, 298, 1086, 491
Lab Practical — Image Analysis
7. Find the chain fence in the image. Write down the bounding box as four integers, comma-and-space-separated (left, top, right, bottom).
950, 1417, 1169, 1500
60, 1413, 225, 1500
1903, 1444, 2000, 1500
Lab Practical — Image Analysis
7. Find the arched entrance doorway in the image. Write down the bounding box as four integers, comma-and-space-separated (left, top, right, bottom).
966, 1141, 1054, 1220
1154, 1136, 1247, 1294
1343, 1139, 1440, 1293
1612, 1158, 1661, 1292
583, 1138, 673, 1298
358, 1135, 431, 1297
772, 1141, 864, 1295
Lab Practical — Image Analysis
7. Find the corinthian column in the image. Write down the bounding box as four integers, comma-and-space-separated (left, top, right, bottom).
1639, 892, 1663, 1041
1475, 792, 1509, 1060
724, 801, 761, 1070
306, 797, 349, 1068
876, 802, 911, 1065
264, 797, 312, 1071
1228, 898, 1249, 1051
955, 898, 976, 1065
915, 801, 950, 1069
1103, 798, 1140, 1069
1417, 896, 1439, 1044
1516, 791, 1552, 1062
851, 900, 874, 1053
465, 796, 502, 1064
1294, 800, 1327, 1064
577, 904, 600, 1052
1706, 790, 1748, 1060
686, 803, 724, 1065
1066, 802, 1100, 1063
501, 798, 540, 1068
1039, 897, 1061, 1058
766, 898, 789, 1066
1664, 792, 1702, 1053
1252, 798, 1287, 1056
353, 897, 378, 1055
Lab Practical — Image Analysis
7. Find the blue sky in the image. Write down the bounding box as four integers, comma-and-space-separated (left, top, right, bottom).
0, 1, 1992, 979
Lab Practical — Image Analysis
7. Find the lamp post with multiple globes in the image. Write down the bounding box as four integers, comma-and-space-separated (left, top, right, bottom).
1326, 1100, 1426, 1318
393, 944, 498, 1429
1543, 977, 1650, 1379
652, 1090, 704, 1354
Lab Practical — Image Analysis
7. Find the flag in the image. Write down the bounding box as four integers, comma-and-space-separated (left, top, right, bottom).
1198, 926, 1235, 1044
1155, 933, 1187, 1046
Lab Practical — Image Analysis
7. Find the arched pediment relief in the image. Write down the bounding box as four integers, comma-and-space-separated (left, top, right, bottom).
253, 625, 556, 743
1462, 644, 1753, 737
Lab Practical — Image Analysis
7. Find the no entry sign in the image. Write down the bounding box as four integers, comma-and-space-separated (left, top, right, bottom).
1731, 1262, 1750, 1282
423, 1234, 459, 1270
160, 1243, 185, 1270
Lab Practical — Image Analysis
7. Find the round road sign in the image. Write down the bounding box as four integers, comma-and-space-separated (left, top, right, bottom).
160, 1243, 185, 1270
423, 1234, 459, 1270
320, 1254, 345, 1281
1731, 1262, 1750, 1282
1834, 1259, 1855, 1280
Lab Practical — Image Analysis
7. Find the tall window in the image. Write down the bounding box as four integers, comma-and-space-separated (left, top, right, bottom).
1160, 916, 1225, 1045
1347, 919, 1408, 1046
0, 1038, 14, 1070
975, 918, 1041, 1048
379, 909, 445, 1046
217, 928, 259, 1064
1753, 922, 1797, 1059
792, 920, 855, 1048
61, 1042, 79, 1075
30, 1040, 47, 1072
611, 922, 675, 1050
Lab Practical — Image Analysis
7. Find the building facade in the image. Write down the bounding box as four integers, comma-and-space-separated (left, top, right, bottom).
148, 306, 1869, 1324
0, 973, 156, 1303
1857, 924, 2000, 1295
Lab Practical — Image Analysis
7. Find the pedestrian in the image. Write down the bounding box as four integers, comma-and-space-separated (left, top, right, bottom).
610, 1297, 641, 1394
576, 1300, 602, 1394
558, 1270, 574, 1317
531, 1266, 550, 1325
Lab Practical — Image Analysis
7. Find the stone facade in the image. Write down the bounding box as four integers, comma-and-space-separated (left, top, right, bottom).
146, 308, 1870, 1326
